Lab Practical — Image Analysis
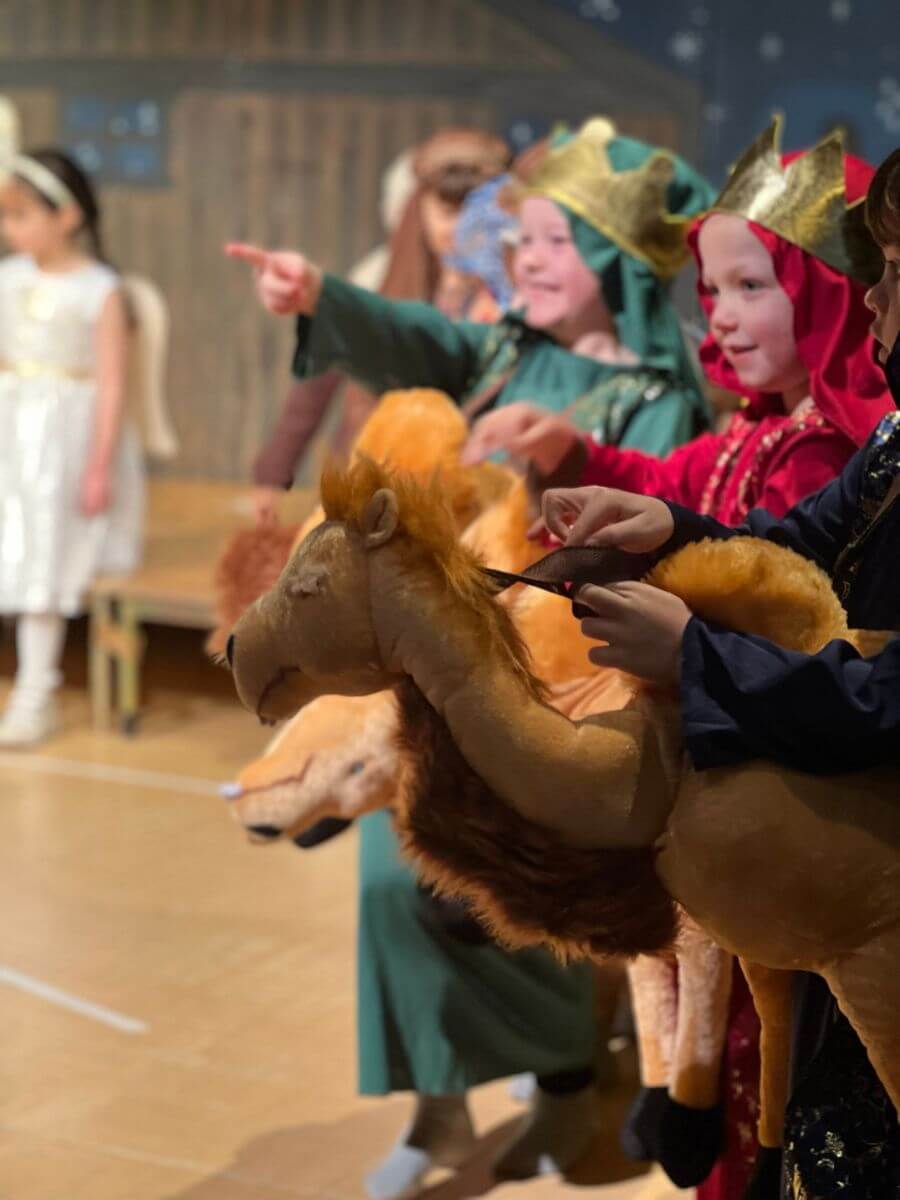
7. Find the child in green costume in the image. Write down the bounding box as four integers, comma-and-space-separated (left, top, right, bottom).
228, 117, 714, 458
228, 119, 714, 1197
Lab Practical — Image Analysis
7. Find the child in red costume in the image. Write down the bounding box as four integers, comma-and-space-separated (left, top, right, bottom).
463, 122, 894, 1198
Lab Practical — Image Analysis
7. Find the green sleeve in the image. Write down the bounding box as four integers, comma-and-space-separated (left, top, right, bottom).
618, 388, 706, 456
292, 274, 491, 399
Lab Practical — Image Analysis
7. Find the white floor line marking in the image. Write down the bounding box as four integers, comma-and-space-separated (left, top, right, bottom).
0, 966, 148, 1034
0, 751, 222, 796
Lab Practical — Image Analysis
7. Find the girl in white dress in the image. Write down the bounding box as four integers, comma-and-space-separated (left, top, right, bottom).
0, 149, 144, 744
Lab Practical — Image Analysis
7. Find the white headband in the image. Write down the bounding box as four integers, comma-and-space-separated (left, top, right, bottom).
4, 154, 79, 211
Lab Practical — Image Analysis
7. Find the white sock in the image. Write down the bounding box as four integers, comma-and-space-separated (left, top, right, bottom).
493, 1084, 597, 1179
9, 613, 66, 712
365, 1094, 475, 1200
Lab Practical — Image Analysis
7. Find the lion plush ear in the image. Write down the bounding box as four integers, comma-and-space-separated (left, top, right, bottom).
362, 489, 399, 548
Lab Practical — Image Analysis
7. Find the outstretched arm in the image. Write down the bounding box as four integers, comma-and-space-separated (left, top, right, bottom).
226, 241, 489, 400
464, 410, 719, 508
293, 275, 488, 399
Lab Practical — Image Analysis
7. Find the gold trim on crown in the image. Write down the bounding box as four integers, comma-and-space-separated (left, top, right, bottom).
712, 115, 881, 285
523, 117, 695, 280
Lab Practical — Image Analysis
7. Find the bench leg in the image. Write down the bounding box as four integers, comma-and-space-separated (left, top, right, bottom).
89, 596, 114, 730
116, 601, 144, 736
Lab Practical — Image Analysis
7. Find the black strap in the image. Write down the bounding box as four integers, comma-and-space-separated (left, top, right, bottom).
483, 544, 652, 618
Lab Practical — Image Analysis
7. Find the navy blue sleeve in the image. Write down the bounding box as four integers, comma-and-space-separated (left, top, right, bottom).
657, 442, 867, 572
681, 618, 900, 773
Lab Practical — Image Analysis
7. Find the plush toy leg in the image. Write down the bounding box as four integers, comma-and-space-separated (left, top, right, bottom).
740, 960, 793, 1149
620, 954, 677, 1161
820, 927, 900, 1114
738, 959, 793, 1200
652, 934, 732, 1188
670, 934, 733, 1108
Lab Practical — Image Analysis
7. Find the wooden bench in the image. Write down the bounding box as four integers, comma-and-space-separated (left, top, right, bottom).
88, 478, 314, 733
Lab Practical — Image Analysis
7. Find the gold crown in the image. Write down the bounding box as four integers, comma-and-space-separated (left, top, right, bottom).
712, 115, 881, 284
524, 117, 694, 279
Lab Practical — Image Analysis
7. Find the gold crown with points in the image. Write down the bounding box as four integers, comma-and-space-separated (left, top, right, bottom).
524, 117, 695, 280
711, 115, 881, 285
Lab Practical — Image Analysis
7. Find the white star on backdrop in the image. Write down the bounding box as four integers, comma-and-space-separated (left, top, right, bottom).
759, 33, 784, 62
579, 0, 621, 20
876, 77, 900, 134
669, 30, 704, 63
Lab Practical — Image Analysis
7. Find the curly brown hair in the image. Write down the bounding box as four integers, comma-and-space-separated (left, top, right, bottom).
866, 147, 900, 247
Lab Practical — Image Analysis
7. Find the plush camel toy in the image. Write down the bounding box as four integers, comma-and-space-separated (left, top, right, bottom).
226, 458, 900, 1183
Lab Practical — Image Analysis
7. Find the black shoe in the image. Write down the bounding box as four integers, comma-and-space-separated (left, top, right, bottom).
656, 1097, 724, 1188
742, 1145, 783, 1200
619, 1085, 668, 1161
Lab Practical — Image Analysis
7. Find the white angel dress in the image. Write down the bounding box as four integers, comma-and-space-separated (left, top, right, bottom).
0, 254, 145, 615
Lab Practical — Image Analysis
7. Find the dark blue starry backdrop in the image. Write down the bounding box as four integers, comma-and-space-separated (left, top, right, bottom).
539, 0, 899, 181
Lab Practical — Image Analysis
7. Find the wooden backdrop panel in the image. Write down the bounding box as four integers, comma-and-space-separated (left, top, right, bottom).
0, 0, 565, 66
125, 91, 493, 480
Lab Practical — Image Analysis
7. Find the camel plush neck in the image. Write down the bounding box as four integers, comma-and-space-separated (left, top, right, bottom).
365, 524, 673, 851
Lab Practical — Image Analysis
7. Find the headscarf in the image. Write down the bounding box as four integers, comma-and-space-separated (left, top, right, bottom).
544, 133, 715, 391
689, 153, 892, 447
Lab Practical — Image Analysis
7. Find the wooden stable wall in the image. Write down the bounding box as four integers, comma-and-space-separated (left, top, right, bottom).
2, 0, 700, 481
0, 0, 565, 66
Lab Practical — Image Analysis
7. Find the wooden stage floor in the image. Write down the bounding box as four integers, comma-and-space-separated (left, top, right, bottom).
0, 628, 684, 1200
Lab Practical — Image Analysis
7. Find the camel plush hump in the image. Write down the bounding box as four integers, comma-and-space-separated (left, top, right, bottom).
649, 538, 849, 653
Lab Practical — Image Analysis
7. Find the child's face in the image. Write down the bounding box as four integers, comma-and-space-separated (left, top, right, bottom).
513, 196, 600, 333
698, 214, 808, 398
864, 244, 900, 364
0, 178, 77, 258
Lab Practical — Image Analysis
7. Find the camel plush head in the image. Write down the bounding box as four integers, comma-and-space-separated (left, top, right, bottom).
222, 384, 528, 844
225, 472, 545, 843
229, 457, 534, 724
